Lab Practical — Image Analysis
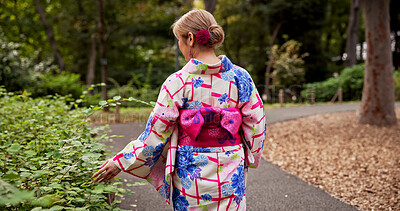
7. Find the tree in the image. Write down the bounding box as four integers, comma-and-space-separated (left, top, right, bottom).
97, 0, 108, 105
358, 0, 396, 126
269, 40, 308, 87
34, 0, 65, 71
263, 21, 282, 101
87, 35, 96, 87
204, 0, 217, 14
345, 0, 360, 67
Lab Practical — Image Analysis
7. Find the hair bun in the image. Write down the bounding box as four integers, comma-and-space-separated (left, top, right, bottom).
208, 24, 224, 47
172, 9, 225, 48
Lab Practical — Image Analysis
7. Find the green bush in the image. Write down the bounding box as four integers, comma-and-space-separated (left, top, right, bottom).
0, 37, 84, 99
0, 36, 34, 91
0, 87, 128, 210
301, 64, 364, 102
394, 70, 400, 101
28, 71, 84, 100
301, 77, 340, 102
338, 64, 364, 101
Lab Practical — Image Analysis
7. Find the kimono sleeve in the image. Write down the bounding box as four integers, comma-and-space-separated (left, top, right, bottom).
112, 74, 183, 178
235, 68, 266, 168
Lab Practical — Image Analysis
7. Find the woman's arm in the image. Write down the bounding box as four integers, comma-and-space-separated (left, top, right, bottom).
93, 74, 184, 182
235, 67, 266, 168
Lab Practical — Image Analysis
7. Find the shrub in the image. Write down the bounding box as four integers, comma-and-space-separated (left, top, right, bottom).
0, 36, 84, 99
301, 77, 340, 102
0, 87, 128, 210
28, 71, 84, 100
0, 36, 33, 91
301, 64, 364, 102
394, 70, 400, 101
338, 64, 364, 101
269, 39, 308, 87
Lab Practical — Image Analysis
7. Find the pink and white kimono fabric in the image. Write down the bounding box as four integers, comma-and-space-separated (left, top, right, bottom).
112, 55, 266, 210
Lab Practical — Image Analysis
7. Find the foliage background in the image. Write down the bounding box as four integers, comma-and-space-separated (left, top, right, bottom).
0, 0, 399, 103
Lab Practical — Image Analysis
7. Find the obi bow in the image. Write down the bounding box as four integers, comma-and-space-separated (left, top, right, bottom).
179, 107, 242, 142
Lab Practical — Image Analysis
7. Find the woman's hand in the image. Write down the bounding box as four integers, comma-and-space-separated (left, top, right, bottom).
92, 159, 121, 183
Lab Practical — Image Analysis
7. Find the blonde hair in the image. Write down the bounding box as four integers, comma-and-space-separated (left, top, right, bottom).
172, 9, 225, 48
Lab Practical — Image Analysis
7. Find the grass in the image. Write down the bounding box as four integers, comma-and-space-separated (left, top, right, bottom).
89, 106, 153, 124
265, 100, 360, 109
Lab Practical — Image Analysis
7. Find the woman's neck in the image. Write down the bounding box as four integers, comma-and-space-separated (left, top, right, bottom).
193, 48, 220, 64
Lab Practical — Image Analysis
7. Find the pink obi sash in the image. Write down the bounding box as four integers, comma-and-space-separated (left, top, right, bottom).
178, 107, 242, 147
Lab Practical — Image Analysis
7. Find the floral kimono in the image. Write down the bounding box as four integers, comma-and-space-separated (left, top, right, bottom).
112, 55, 266, 211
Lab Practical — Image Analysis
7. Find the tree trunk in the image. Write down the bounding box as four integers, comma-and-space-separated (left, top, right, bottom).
97, 0, 108, 109
34, 0, 65, 71
358, 0, 396, 126
87, 35, 96, 87
203, 0, 217, 14
263, 22, 282, 102
345, 0, 360, 67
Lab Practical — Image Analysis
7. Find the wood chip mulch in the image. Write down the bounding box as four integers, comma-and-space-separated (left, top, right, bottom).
262, 108, 400, 211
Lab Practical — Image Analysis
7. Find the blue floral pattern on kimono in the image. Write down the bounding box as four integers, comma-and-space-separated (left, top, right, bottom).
139, 115, 154, 142
173, 187, 189, 211
233, 68, 254, 103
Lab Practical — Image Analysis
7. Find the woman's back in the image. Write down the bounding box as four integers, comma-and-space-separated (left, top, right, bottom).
92, 9, 266, 211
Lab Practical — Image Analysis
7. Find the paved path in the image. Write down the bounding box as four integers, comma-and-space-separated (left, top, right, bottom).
103, 102, 400, 210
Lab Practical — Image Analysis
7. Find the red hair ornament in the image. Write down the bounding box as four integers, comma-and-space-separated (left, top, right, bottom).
195, 29, 210, 45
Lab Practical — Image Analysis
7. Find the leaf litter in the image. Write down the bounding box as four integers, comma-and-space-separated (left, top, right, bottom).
262, 108, 400, 211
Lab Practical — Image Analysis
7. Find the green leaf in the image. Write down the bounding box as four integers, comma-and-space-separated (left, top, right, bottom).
7, 143, 21, 152
33, 170, 50, 178
49, 183, 62, 189
54, 152, 62, 159
61, 131, 69, 137
99, 100, 107, 106
20, 172, 32, 178
113, 96, 121, 100
104, 185, 118, 192
25, 150, 37, 156
40, 187, 53, 192
93, 106, 101, 111
65, 190, 78, 195
74, 197, 86, 203
92, 185, 104, 194
49, 205, 65, 211
31, 195, 60, 207
2, 173, 19, 180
